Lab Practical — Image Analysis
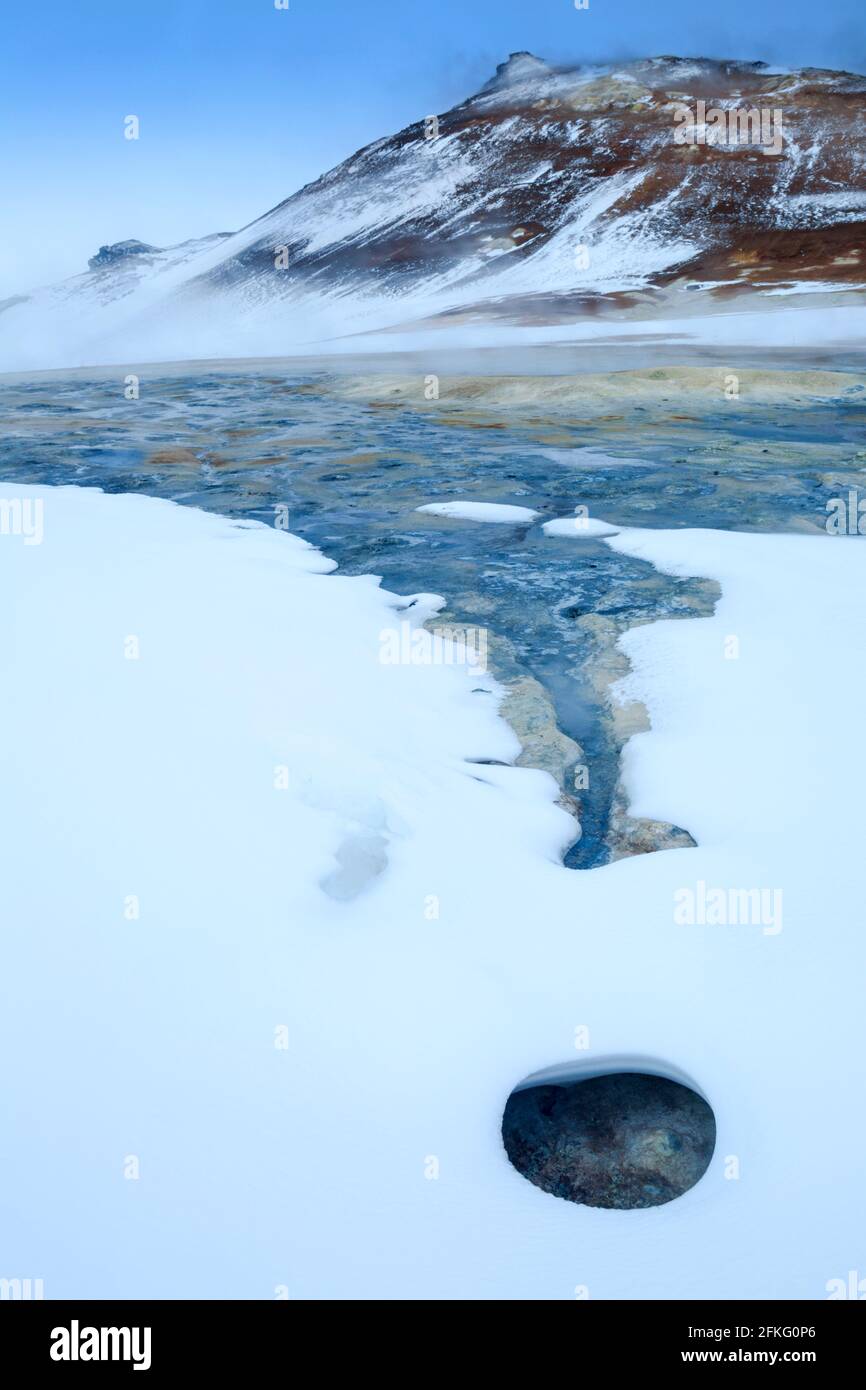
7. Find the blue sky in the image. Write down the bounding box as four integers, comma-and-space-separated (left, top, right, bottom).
1, 0, 863, 296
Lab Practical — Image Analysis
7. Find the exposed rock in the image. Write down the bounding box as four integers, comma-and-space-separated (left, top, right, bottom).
502, 1071, 716, 1209
88, 240, 161, 271
487, 631, 584, 823
482, 51, 553, 93
8, 50, 866, 369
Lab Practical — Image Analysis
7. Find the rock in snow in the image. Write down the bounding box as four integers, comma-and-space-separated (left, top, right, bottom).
1, 483, 865, 1297
2, 53, 864, 368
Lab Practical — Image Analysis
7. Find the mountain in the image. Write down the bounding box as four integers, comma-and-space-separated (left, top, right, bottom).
3, 54, 865, 368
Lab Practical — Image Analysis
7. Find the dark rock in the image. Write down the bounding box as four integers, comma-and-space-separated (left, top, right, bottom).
502, 1071, 715, 1209
88, 240, 160, 271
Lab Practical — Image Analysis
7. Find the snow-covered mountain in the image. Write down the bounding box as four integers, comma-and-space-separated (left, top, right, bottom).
3, 53, 865, 368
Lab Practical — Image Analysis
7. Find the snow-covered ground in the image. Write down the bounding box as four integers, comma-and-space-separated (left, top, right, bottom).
1, 483, 864, 1299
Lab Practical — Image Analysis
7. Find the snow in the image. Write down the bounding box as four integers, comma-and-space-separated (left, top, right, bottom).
543, 514, 620, 537
283, 140, 478, 258
2, 483, 865, 1299
355, 302, 866, 355
416, 501, 539, 523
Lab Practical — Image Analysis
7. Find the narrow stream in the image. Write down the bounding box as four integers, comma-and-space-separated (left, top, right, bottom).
2, 363, 863, 865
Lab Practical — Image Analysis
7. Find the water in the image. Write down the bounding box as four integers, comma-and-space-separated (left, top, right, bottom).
2, 363, 863, 865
